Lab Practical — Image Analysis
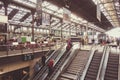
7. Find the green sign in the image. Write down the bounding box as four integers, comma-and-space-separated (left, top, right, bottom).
22, 37, 26, 43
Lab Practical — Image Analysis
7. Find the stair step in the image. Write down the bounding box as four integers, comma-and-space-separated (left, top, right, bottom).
61, 73, 77, 80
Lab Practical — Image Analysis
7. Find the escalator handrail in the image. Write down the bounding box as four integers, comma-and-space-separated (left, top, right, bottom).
99, 46, 110, 80
37, 46, 67, 80
75, 45, 95, 80
80, 45, 100, 80
96, 46, 108, 80
46, 44, 66, 63
42, 45, 75, 80
49, 45, 77, 80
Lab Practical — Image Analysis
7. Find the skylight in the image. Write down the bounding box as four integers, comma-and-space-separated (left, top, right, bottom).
106, 27, 120, 38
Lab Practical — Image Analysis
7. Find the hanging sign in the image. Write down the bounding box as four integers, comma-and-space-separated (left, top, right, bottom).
0, 15, 8, 23
36, 0, 42, 26
42, 13, 51, 26
97, 2, 101, 22
63, 7, 71, 23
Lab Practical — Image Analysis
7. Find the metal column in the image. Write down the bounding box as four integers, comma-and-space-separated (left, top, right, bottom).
31, 11, 35, 41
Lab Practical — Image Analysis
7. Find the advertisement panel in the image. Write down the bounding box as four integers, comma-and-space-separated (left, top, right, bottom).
63, 7, 71, 23
36, 0, 42, 26
42, 13, 51, 26
97, 2, 101, 21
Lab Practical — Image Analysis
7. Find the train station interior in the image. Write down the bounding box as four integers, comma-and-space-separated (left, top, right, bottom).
0, 0, 120, 80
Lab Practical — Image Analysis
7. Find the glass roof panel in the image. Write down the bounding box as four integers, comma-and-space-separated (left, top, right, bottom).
13, 0, 35, 8
42, 1, 50, 7
25, 15, 32, 23
12, 10, 27, 21
43, 8, 54, 14
106, 27, 120, 37
104, 3, 114, 9
46, 4, 59, 11
58, 9, 63, 14
0, 6, 4, 15
109, 10, 116, 15
92, 0, 97, 5
100, 0, 113, 3
0, 0, 105, 32
115, 1, 119, 6
92, 0, 120, 27
7, 7, 13, 14
53, 23, 61, 29
29, 0, 37, 3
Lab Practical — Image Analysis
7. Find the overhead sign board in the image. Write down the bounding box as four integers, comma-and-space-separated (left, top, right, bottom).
63, 7, 71, 23
0, 15, 8, 23
36, 0, 42, 26
97, 2, 101, 22
42, 13, 51, 26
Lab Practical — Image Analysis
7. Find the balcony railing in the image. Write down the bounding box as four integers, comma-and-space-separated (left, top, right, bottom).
0, 42, 62, 57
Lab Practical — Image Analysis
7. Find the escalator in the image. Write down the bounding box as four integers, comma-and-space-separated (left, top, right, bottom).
44, 49, 73, 80
84, 51, 103, 80
32, 45, 66, 80
58, 50, 90, 80
104, 53, 119, 80
46, 50, 54, 57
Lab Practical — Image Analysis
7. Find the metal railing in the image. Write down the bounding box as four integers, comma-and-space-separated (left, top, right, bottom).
32, 44, 66, 80
96, 46, 108, 80
39, 46, 68, 80
79, 45, 108, 80
31, 44, 66, 80
77, 47, 96, 80
49, 45, 79, 80
79, 45, 106, 80
76, 45, 97, 80
99, 46, 110, 80
0, 42, 63, 57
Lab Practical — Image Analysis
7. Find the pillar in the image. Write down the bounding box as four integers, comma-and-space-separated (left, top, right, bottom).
60, 20, 62, 39
76, 24, 77, 36
31, 11, 35, 41
69, 23, 71, 37
3, 1, 8, 44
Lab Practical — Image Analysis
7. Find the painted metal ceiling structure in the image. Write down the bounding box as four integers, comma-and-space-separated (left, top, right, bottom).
47, 0, 120, 30
0, 0, 119, 32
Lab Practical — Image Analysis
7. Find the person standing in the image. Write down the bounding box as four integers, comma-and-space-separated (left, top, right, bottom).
66, 39, 72, 51
92, 38, 95, 44
41, 54, 46, 66
48, 59, 54, 77
81, 38, 84, 47
33, 61, 40, 77
116, 38, 120, 48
